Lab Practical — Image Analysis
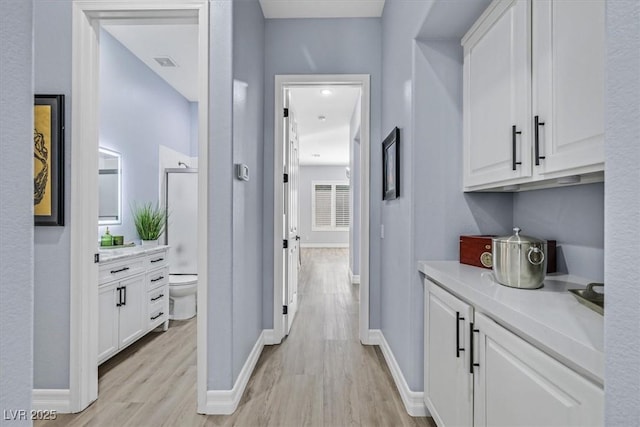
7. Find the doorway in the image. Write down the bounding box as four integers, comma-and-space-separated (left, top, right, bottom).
273, 75, 371, 344
69, 1, 209, 413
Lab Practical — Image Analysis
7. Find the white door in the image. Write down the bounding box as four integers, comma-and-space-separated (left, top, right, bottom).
424, 281, 474, 427
283, 96, 300, 335
532, 0, 605, 175
463, 0, 531, 188
117, 274, 146, 349
473, 312, 604, 427
98, 283, 119, 364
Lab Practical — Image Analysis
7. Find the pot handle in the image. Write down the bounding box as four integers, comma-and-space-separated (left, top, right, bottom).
527, 247, 545, 266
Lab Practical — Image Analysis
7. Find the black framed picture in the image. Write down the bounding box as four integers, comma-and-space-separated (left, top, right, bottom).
34, 94, 65, 226
382, 127, 400, 201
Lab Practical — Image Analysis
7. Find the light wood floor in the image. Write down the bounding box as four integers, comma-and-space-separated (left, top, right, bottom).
37, 249, 435, 427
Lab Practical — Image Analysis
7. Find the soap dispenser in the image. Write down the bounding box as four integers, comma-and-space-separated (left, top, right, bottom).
101, 227, 113, 247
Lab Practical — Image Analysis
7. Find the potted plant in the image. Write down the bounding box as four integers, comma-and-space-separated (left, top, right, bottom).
131, 202, 167, 246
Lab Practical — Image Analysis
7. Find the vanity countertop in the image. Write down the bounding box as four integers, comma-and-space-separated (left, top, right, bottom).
99, 244, 170, 263
418, 260, 604, 385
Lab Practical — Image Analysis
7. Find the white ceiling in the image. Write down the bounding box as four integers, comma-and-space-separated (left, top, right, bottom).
102, 23, 199, 102
259, 0, 385, 19
289, 86, 360, 166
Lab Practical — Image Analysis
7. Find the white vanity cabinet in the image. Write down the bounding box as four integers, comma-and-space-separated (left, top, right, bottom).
98, 246, 170, 364
462, 0, 605, 191
424, 277, 604, 427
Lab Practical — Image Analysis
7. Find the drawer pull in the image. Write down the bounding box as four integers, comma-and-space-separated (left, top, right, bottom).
110, 267, 130, 274
150, 312, 164, 321
150, 258, 164, 263
150, 294, 164, 302
151, 276, 164, 283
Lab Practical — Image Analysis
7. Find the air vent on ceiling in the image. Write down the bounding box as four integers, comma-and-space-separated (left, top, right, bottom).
154, 56, 178, 67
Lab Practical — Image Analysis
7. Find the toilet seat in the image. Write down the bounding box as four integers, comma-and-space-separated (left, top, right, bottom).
169, 274, 197, 287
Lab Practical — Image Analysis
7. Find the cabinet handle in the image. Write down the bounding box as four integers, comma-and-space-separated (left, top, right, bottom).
116, 287, 123, 307
151, 293, 164, 302
110, 266, 130, 274
151, 276, 164, 283
122, 286, 127, 306
150, 258, 164, 263
456, 312, 465, 358
470, 323, 480, 374
150, 312, 164, 320
512, 125, 522, 171
534, 115, 546, 166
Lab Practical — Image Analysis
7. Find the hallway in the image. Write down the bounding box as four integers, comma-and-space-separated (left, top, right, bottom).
37, 249, 433, 426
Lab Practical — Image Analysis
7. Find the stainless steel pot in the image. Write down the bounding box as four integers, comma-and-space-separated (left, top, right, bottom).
492, 227, 547, 289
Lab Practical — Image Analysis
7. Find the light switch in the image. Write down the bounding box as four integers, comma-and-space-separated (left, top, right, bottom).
381, 224, 384, 239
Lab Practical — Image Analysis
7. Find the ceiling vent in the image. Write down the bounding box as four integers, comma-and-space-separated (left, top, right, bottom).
154, 56, 178, 67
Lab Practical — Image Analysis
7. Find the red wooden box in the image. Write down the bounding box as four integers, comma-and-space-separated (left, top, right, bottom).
460, 235, 557, 273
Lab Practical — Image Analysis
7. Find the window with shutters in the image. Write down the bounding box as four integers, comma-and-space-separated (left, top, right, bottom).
312, 181, 350, 231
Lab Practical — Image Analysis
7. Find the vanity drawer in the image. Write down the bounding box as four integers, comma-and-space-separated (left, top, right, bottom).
146, 251, 169, 269
148, 299, 168, 330
147, 267, 169, 291
99, 256, 146, 285
148, 287, 168, 306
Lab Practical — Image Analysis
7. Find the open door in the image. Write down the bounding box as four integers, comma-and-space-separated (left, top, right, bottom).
283, 92, 300, 335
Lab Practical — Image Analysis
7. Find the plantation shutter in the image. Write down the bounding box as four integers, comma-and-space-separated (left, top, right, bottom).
314, 184, 333, 228
335, 185, 350, 228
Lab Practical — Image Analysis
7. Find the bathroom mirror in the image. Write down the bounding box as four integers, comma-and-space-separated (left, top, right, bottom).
98, 147, 122, 225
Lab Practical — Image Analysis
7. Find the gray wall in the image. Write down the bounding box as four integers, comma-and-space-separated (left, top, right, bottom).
99, 29, 193, 242
604, 1, 640, 424
262, 18, 382, 328
33, 0, 72, 389
0, 0, 34, 422
299, 165, 350, 246
231, 0, 265, 387
349, 100, 361, 275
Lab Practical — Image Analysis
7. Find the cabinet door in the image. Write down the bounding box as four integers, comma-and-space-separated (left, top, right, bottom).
98, 283, 119, 364
463, 0, 531, 189
532, 0, 605, 175
118, 274, 146, 349
424, 281, 474, 427
473, 313, 603, 427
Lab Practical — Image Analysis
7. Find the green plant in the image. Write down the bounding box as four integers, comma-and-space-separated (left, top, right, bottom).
131, 202, 167, 241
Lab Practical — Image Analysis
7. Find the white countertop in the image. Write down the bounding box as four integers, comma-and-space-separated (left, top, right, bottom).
99, 244, 169, 263
418, 261, 604, 385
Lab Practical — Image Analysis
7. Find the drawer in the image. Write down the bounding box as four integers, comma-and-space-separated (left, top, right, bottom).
148, 299, 168, 330
148, 287, 168, 306
99, 256, 146, 285
147, 267, 169, 291
146, 250, 169, 269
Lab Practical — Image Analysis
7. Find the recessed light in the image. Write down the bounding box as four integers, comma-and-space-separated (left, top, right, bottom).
318, 115, 326, 121
311, 154, 321, 158
320, 89, 333, 96
154, 56, 178, 67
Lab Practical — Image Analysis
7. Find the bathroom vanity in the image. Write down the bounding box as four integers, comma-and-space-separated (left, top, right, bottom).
98, 245, 170, 364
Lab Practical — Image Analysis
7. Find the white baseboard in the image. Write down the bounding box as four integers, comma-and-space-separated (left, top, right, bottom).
201, 330, 265, 414
300, 243, 349, 248
368, 330, 428, 417
32, 389, 71, 413
349, 269, 360, 284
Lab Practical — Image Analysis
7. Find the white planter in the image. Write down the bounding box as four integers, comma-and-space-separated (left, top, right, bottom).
140, 239, 159, 247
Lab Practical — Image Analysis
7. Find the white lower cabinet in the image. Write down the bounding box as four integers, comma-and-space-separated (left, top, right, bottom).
425, 280, 603, 427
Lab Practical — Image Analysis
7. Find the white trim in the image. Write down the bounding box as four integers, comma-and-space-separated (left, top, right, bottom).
32, 389, 71, 413
202, 331, 266, 414
69, 1, 210, 414
262, 329, 278, 345
349, 269, 361, 284
300, 242, 349, 248
368, 330, 429, 417
273, 74, 370, 345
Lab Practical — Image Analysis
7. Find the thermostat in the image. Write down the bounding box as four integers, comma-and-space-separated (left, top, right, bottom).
235, 163, 250, 181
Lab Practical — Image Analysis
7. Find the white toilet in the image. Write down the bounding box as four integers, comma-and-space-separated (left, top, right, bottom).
165, 168, 199, 320
169, 274, 197, 320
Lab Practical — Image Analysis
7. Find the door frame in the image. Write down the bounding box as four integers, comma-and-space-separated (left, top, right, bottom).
69, 0, 209, 412
273, 74, 371, 344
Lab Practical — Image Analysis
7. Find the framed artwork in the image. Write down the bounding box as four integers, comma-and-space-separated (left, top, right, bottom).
34, 94, 65, 226
382, 127, 400, 201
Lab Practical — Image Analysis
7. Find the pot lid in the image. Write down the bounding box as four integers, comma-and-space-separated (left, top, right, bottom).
493, 227, 546, 245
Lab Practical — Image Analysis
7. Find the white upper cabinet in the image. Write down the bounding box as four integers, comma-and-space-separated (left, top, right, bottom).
463, 0, 605, 191
532, 0, 605, 175
463, 0, 531, 188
